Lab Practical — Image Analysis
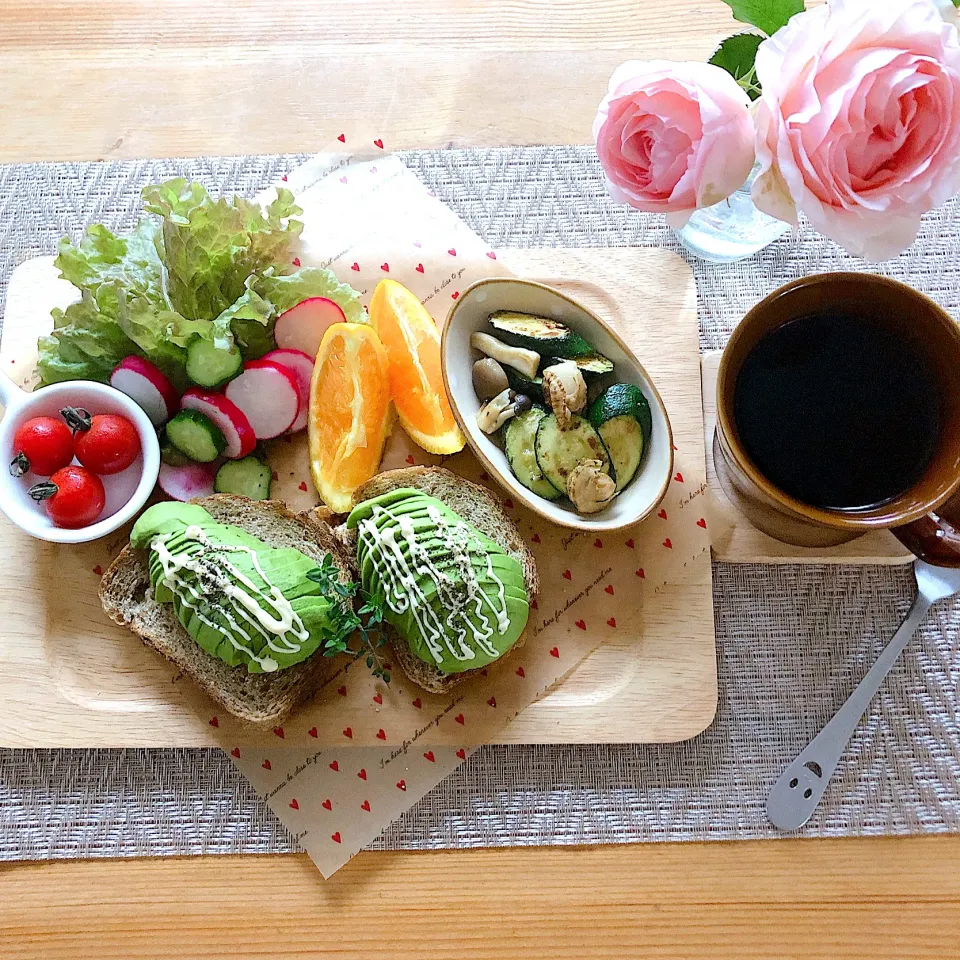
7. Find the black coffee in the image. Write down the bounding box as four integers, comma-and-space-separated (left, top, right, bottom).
734, 312, 940, 510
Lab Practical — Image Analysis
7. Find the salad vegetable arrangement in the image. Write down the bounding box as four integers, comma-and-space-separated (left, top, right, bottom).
37, 180, 366, 503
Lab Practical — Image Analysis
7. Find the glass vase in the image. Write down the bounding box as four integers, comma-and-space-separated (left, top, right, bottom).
674, 165, 790, 263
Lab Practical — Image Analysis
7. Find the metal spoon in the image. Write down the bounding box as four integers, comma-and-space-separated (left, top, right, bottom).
766, 560, 960, 831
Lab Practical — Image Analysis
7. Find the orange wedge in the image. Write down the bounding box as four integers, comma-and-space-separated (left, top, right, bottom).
309, 322, 392, 513
369, 279, 466, 455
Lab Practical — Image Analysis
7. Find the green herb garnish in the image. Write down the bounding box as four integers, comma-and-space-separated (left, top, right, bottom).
307, 555, 391, 683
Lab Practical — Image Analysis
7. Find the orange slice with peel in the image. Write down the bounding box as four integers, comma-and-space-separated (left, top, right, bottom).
308, 322, 392, 513
369, 279, 466, 455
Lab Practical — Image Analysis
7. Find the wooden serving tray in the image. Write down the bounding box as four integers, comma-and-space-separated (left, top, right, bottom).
0, 247, 717, 747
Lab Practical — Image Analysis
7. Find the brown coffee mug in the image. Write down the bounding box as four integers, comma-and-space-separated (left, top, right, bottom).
715, 273, 960, 566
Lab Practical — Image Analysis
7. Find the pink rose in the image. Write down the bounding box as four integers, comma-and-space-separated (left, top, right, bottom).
752, 0, 960, 261
593, 60, 755, 222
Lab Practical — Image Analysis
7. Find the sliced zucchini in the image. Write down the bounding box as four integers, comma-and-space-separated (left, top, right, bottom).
534, 413, 611, 494
489, 311, 595, 359
598, 416, 644, 492
546, 353, 615, 377
588, 383, 653, 444
505, 367, 544, 402
504, 408, 561, 501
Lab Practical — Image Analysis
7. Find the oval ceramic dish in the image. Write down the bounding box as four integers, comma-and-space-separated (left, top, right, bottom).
442, 277, 673, 532
0, 373, 160, 544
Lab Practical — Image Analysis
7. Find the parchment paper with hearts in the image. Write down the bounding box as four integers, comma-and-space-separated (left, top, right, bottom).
194, 149, 724, 876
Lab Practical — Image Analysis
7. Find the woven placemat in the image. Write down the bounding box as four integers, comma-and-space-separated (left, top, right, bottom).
0, 148, 958, 860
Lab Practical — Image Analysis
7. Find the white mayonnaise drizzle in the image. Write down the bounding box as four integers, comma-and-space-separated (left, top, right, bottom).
357, 501, 511, 667
151, 525, 309, 673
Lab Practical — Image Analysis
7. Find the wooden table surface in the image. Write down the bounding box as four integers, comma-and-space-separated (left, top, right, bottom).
4, 0, 959, 956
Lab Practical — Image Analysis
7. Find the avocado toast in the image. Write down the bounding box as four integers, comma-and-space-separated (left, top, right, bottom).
340, 466, 539, 694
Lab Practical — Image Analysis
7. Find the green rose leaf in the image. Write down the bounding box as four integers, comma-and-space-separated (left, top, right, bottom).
720, 0, 804, 36
709, 33, 764, 100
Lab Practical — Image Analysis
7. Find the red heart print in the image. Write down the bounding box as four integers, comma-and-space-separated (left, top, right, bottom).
575, 620, 586, 631
329, 760, 339, 772
381, 263, 390, 272
338, 686, 347, 697
658, 509, 667, 520
374, 138, 384, 149
550, 646, 560, 657
604, 584, 614, 595
663, 538, 673, 549
93, 565, 103, 576
516, 666, 525, 678
376, 728, 386, 740
292, 257, 301, 267
607, 617, 617, 628
594, 538, 603, 548
337, 133, 346, 142
358, 768, 367, 780
415, 263, 424, 273
209, 716, 219, 728
503, 498, 514, 509
456, 748, 466, 760
230, 747, 241, 759
307, 727, 318, 738
396, 780, 406, 791
350, 262, 360, 271
626, 538, 635, 549
451, 291, 460, 300
370, 166, 378, 174
563, 569, 572, 580
424, 750, 436, 762
532, 533, 541, 544
322, 798, 332, 810
339, 176, 348, 184
373, 692, 383, 705
412, 698, 422, 709
486, 251, 497, 260
273, 727, 285, 739
697, 517, 707, 529
405, 454, 415, 465
455, 714, 465, 725
448, 248, 457, 256
298, 481, 308, 492
289, 798, 299, 810
262, 759, 271, 770
361, 800, 371, 812
487, 696, 497, 707
342, 727, 352, 739
331, 831, 342, 843
281, 174, 288, 182
635, 568, 646, 579
675, 472, 684, 483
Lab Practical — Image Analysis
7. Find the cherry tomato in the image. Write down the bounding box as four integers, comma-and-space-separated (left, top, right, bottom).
73, 414, 141, 475
10, 417, 74, 476
29, 466, 106, 529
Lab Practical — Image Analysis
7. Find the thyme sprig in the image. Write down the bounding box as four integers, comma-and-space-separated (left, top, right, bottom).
307, 555, 391, 683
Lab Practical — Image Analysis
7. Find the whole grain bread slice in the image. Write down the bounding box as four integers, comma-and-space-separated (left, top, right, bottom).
99, 494, 353, 727
342, 466, 540, 694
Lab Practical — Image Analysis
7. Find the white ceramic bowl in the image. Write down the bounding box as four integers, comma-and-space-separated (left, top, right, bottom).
0, 372, 160, 543
442, 277, 673, 533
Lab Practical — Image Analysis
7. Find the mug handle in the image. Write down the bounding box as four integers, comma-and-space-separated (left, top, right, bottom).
893, 492, 960, 568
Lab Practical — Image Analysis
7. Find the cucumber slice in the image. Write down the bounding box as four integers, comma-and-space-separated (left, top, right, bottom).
489, 311, 595, 359
214, 457, 273, 499
165, 409, 227, 463
534, 413, 611, 495
505, 368, 544, 402
186, 338, 244, 388
160, 430, 192, 467
597, 416, 644, 491
504, 408, 561, 501
588, 383, 653, 444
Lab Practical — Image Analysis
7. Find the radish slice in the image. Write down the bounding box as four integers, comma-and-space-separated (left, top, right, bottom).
180, 388, 256, 459
261, 349, 314, 433
274, 297, 347, 358
225, 360, 299, 439
111, 356, 179, 427
158, 462, 217, 501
